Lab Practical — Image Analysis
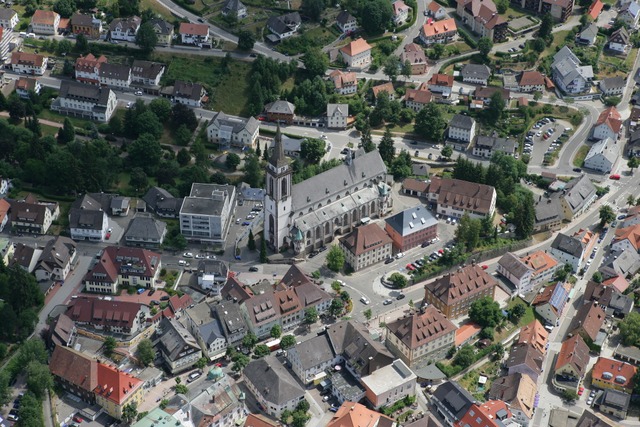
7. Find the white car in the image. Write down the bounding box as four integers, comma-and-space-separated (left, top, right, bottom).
587, 397, 593, 405
183, 252, 194, 258
395, 252, 405, 259
360, 296, 370, 305
134, 90, 143, 96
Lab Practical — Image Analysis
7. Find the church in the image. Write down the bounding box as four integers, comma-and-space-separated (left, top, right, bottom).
264, 127, 392, 254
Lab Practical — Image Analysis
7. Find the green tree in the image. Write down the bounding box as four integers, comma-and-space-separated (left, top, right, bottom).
118, 0, 140, 17
129, 133, 162, 175
562, 389, 578, 402
431, 43, 445, 59
174, 384, 189, 394
171, 103, 198, 131
592, 271, 603, 283
361, 122, 375, 153
532, 38, 546, 53
469, 296, 504, 328
75, 33, 89, 53
149, 98, 172, 122
104, 336, 117, 357
135, 21, 158, 54
441, 144, 453, 159
361, 0, 393, 34
195, 357, 208, 370
388, 272, 407, 288
231, 353, 250, 372
302, 0, 326, 20
304, 307, 318, 324
243, 154, 263, 188
136, 338, 156, 366
599, 205, 615, 227
122, 402, 138, 424
513, 191, 535, 239
270, 324, 282, 339
478, 37, 493, 60
57, 39, 73, 56
539, 13, 553, 40
383, 55, 401, 83
242, 332, 258, 350
129, 167, 149, 192
280, 334, 296, 349
260, 235, 268, 263
248, 229, 256, 251
302, 48, 329, 77
54, 0, 76, 18
226, 153, 241, 170
173, 123, 192, 146
300, 138, 326, 164
628, 195, 637, 207
326, 245, 346, 272
253, 344, 270, 358
479, 327, 494, 340
495, 0, 508, 13
620, 312, 640, 346
26, 361, 53, 398
378, 127, 396, 164
509, 303, 526, 322
177, 148, 191, 166
628, 157, 639, 174
486, 92, 505, 123
329, 298, 345, 317
454, 345, 475, 368
238, 30, 256, 50
57, 117, 75, 144
414, 103, 446, 141
364, 308, 373, 321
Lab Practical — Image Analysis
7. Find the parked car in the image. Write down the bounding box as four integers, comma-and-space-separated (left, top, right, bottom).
384, 257, 394, 264
395, 252, 405, 259
396, 294, 406, 300
248, 266, 259, 272
183, 252, 194, 258
383, 299, 393, 305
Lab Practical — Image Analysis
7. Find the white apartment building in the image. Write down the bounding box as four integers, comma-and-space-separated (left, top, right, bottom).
448, 114, 477, 143
179, 183, 236, 243
11, 52, 48, 75
327, 103, 348, 129
0, 9, 19, 30
206, 112, 259, 150
340, 38, 372, 68
30, 10, 60, 35
51, 81, 117, 122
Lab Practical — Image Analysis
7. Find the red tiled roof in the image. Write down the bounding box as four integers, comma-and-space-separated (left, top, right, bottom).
428, 73, 454, 87
387, 306, 457, 349
179, 22, 209, 36
405, 87, 433, 104
94, 362, 143, 405
49, 346, 97, 394
614, 224, 640, 251
31, 10, 59, 25
11, 52, 46, 67
428, 1, 443, 12
340, 38, 372, 57
518, 71, 545, 87
602, 275, 629, 293
425, 265, 497, 306
372, 82, 394, 98
518, 319, 549, 354
402, 178, 429, 193
75, 53, 108, 72
65, 297, 144, 331
0, 198, 9, 227
592, 357, 637, 389
455, 322, 481, 346
422, 18, 457, 37
568, 301, 606, 342
588, 0, 604, 19
339, 223, 392, 256
596, 106, 623, 134
555, 334, 590, 377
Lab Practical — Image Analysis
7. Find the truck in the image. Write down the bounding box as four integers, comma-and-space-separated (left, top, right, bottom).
265, 339, 281, 352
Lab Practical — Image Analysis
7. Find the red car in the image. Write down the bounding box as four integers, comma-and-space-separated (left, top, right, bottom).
578, 387, 584, 396
481, 265, 488, 270
406, 263, 415, 271
73, 415, 83, 423
610, 174, 621, 180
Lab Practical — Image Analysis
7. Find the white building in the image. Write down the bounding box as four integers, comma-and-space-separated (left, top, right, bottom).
360, 360, 417, 409
131, 60, 165, 87
599, 76, 625, 97
340, 38, 372, 68
327, 103, 348, 129
619, 1, 640, 28
329, 70, 358, 95
287, 334, 337, 384
592, 106, 622, 141
51, 81, 117, 122
171, 80, 206, 108
497, 253, 533, 295
179, 183, 236, 243
109, 16, 141, 42
550, 233, 586, 272
448, 114, 476, 143
11, 52, 48, 75
15, 77, 42, 99
583, 137, 619, 173
392, 0, 412, 26
609, 27, 631, 54
460, 64, 491, 85
179, 22, 210, 47
336, 11, 357, 33
425, 177, 496, 219
196, 259, 228, 295
206, 112, 259, 150
0, 9, 19, 30
98, 63, 132, 89
551, 46, 594, 95
30, 10, 60, 35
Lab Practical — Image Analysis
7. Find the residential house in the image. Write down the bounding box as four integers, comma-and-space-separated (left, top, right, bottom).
335, 11, 357, 33
339, 222, 393, 271
327, 402, 395, 427
222, 0, 247, 19
430, 381, 475, 426
541, 0, 574, 22
109, 16, 141, 42
456, 0, 508, 42
196, 259, 228, 295
0, 26, 11, 61
619, 1, 640, 28
447, 114, 476, 144
142, 187, 183, 218
457, 401, 514, 427
266, 12, 301, 40
588, 0, 603, 19
170, 80, 206, 107
554, 334, 590, 386
621, 206, 640, 228
553, 174, 597, 221
533, 282, 571, 326
51, 81, 117, 122
30, 10, 60, 35
10, 194, 59, 234
488, 373, 537, 426
10, 242, 41, 274
340, 38, 372, 68
599, 248, 640, 279
424, 264, 497, 318
518, 319, 549, 355
412, 163, 430, 177
68, 193, 109, 241
82, 246, 162, 294
474, 86, 511, 104
550, 232, 588, 271
401, 43, 428, 75
0, 199, 9, 232
243, 355, 305, 418
65, 297, 148, 336
47, 312, 77, 349
603, 275, 630, 293
75, 54, 107, 85
613, 224, 640, 253
15, 77, 41, 99
49, 346, 97, 403
385, 305, 457, 367
98, 62, 132, 89
497, 253, 532, 295
608, 27, 630, 54
392, 0, 412, 26
213, 302, 248, 345
419, 18, 458, 45
585, 280, 633, 318
147, 18, 173, 46
240, 292, 280, 339
93, 363, 145, 420
472, 134, 517, 158
533, 197, 564, 232
385, 205, 438, 252
520, 250, 560, 289
599, 76, 626, 96
583, 137, 619, 173
424, 177, 497, 219
593, 106, 622, 141
427, 1, 448, 19
568, 301, 606, 345
428, 73, 454, 97
402, 178, 430, 197
551, 46, 594, 95
361, 359, 416, 409
327, 103, 348, 129
156, 317, 202, 374
596, 389, 631, 419
179, 22, 210, 47
0, 9, 19, 30
460, 64, 491, 85
130, 60, 165, 87
206, 111, 259, 149
505, 343, 544, 382
404, 85, 433, 112
71, 13, 102, 39
329, 70, 358, 95
515, 70, 546, 93
592, 357, 637, 394
286, 334, 337, 384
34, 237, 76, 282
123, 215, 167, 248
179, 183, 236, 243
11, 52, 47, 75
265, 100, 295, 124
372, 82, 396, 101
577, 23, 598, 45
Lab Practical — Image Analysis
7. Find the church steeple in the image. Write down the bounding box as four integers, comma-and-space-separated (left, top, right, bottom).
269, 124, 288, 168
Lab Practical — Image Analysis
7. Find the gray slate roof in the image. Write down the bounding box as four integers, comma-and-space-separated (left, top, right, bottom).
267, 12, 301, 35
556, 174, 597, 214
450, 114, 475, 130
59, 81, 112, 106
336, 10, 356, 25
498, 252, 530, 279
199, 317, 225, 346
210, 111, 259, 136
265, 100, 295, 115
385, 205, 437, 237
156, 317, 200, 362
600, 76, 626, 92
69, 208, 105, 231
223, 0, 246, 14
142, 187, 182, 214
599, 248, 640, 278
461, 64, 491, 80
243, 355, 305, 406
601, 389, 630, 410
578, 23, 598, 42
124, 215, 166, 241
551, 233, 584, 258
432, 381, 474, 423
149, 18, 172, 35
288, 334, 334, 370
475, 134, 516, 153
131, 60, 165, 80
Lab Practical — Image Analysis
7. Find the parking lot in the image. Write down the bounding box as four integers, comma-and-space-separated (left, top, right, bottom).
524, 117, 572, 166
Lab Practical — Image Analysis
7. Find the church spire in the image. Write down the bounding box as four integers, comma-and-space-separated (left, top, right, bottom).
269, 123, 288, 168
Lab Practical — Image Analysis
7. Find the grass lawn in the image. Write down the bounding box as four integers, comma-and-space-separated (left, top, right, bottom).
140, 0, 175, 21
573, 145, 590, 167
40, 123, 60, 137
507, 297, 535, 327
38, 109, 92, 128
209, 60, 252, 116
543, 30, 571, 57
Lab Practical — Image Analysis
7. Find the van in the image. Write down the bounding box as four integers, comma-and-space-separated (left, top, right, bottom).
18, 32, 26, 38
187, 372, 201, 383
27, 33, 36, 39
178, 260, 187, 266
